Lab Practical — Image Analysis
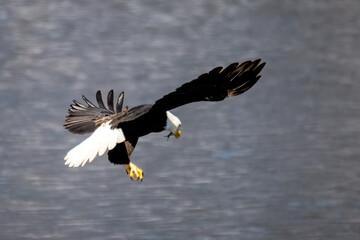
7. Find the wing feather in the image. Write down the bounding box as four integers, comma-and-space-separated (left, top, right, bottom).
64, 90, 125, 134
96, 90, 107, 110
107, 90, 114, 112
82, 95, 97, 108
116, 92, 124, 113
153, 59, 265, 111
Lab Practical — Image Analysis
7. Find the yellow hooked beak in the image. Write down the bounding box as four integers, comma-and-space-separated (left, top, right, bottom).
174, 130, 181, 139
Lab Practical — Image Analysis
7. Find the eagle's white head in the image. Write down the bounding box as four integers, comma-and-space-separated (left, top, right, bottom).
165, 111, 182, 139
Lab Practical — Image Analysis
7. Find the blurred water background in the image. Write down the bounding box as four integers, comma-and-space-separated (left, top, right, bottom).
0, 1, 359, 239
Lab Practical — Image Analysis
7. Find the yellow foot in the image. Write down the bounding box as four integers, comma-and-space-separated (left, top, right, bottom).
124, 162, 144, 182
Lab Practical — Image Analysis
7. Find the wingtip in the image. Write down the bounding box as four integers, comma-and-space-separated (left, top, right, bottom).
253, 59, 261, 65
254, 62, 266, 75
107, 90, 115, 112
116, 91, 125, 113
256, 59, 266, 66
259, 61, 266, 67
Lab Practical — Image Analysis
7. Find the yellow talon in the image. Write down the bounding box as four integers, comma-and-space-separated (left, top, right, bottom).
124, 162, 144, 182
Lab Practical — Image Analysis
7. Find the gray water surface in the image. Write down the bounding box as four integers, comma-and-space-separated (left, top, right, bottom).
1, 1, 360, 239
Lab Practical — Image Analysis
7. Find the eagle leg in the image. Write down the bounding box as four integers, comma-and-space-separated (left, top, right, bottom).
124, 162, 144, 182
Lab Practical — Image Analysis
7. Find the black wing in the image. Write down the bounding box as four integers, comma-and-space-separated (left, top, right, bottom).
153, 59, 265, 111
64, 90, 127, 134
109, 104, 154, 127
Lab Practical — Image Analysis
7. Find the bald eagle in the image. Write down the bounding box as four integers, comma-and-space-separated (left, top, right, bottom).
64, 59, 265, 181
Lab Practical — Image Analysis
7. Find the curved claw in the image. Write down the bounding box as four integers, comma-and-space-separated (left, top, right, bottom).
125, 162, 144, 182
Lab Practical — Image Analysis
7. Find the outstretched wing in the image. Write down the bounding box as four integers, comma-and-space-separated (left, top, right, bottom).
153, 59, 265, 111
64, 90, 126, 134
64, 90, 129, 167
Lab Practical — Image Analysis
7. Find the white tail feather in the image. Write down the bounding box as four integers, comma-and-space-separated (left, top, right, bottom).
64, 121, 126, 167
